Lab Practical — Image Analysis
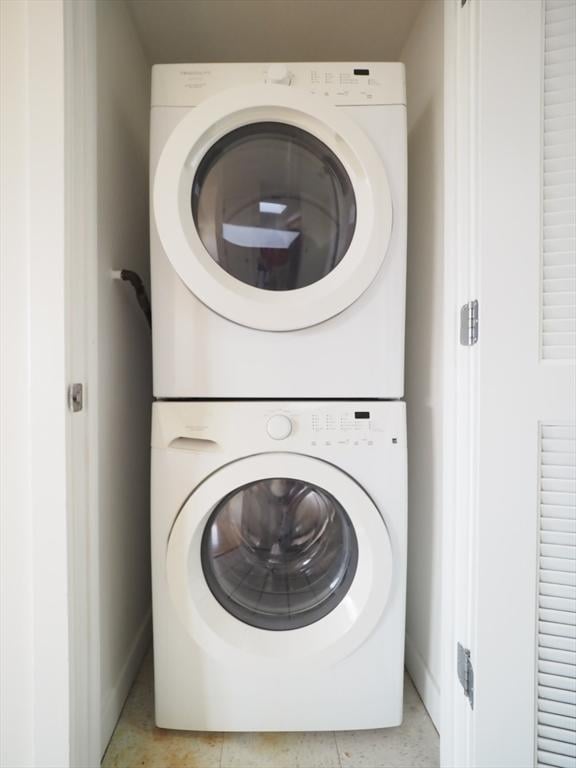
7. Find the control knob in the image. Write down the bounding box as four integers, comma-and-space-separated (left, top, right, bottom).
267, 414, 293, 440
266, 64, 292, 85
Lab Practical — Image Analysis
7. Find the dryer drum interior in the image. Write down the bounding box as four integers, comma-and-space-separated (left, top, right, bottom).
191, 122, 357, 292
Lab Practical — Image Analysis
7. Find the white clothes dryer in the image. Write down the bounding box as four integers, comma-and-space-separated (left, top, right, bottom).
150, 63, 407, 399
151, 400, 407, 731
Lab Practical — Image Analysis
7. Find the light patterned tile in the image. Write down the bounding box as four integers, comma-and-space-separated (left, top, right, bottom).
102, 731, 223, 768
335, 677, 439, 768
103, 656, 439, 768
221, 731, 341, 768
102, 650, 223, 768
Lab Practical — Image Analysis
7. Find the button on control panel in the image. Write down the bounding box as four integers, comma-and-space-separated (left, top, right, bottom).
267, 414, 293, 440
310, 410, 375, 448
265, 64, 292, 85
312, 411, 371, 432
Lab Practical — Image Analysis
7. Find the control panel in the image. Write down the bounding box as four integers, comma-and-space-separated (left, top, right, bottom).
152, 62, 405, 108
309, 407, 375, 448
263, 405, 386, 450
152, 400, 405, 455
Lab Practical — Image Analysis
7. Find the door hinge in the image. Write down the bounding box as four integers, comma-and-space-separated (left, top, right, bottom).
460, 300, 479, 346
68, 383, 84, 412
457, 642, 474, 708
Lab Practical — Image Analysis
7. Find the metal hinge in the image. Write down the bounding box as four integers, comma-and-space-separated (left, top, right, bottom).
68, 383, 84, 412
457, 643, 474, 708
460, 300, 479, 346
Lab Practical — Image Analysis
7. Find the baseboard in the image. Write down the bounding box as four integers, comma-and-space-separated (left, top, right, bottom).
100, 608, 152, 757
405, 633, 441, 732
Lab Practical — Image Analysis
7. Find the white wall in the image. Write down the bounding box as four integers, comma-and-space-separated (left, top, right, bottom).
96, 0, 152, 754
400, 0, 444, 730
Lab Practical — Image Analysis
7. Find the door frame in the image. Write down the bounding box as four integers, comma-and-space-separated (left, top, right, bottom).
440, 0, 480, 764
0, 2, 100, 767
2, 0, 543, 766
0, 1, 467, 765
64, 1, 101, 766
441, 1, 554, 765
0, 1, 82, 766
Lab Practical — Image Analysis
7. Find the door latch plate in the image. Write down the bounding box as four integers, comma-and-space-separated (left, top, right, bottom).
457, 642, 474, 708
460, 300, 479, 346
68, 383, 83, 413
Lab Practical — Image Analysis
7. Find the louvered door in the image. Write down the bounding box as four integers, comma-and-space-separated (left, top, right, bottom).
542, 0, 576, 360
467, 0, 576, 765
537, 424, 576, 768
537, 4, 576, 766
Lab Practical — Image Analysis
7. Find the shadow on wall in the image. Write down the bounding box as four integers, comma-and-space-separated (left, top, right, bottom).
97, 0, 153, 753
405, 95, 443, 689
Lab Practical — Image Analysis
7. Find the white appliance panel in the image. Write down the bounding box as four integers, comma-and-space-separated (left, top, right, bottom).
151, 400, 407, 731
150, 68, 406, 398
152, 62, 406, 107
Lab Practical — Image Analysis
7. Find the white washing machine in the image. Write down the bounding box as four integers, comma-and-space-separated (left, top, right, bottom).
151, 400, 407, 731
150, 63, 406, 399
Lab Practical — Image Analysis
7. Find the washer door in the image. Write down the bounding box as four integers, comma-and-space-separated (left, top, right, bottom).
166, 453, 393, 665
154, 85, 393, 331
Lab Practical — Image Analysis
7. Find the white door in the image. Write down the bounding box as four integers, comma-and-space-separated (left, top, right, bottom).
447, 1, 576, 765
165, 452, 393, 664
153, 85, 393, 330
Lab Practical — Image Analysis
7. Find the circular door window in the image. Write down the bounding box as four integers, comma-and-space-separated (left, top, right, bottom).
166, 452, 393, 661
201, 477, 358, 630
154, 85, 393, 330
191, 122, 357, 291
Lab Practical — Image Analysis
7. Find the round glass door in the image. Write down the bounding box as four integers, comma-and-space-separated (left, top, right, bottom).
154, 86, 393, 330
191, 122, 357, 291
201, 477, 358, 630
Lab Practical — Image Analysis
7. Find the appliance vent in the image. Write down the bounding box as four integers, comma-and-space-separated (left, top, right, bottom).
541, 0, 576, 361
537, 423, 576, 768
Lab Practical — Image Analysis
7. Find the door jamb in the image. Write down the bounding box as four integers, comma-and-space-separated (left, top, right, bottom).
64, 1, 101, 765
1, 0, 486, 764
441, 1, 479, 765
63, 1, 482, 765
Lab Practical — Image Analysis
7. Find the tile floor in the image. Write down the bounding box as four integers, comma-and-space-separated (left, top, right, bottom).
102, 651, 439, 768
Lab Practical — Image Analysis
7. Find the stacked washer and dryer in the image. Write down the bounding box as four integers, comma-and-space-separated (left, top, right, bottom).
150, 62, 408, 731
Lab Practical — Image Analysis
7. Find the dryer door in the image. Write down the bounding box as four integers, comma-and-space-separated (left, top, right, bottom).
166, 452, 393, 665
153, 85, 393, 331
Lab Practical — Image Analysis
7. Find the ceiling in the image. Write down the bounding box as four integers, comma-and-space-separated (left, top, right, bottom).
128, 0, 424, 64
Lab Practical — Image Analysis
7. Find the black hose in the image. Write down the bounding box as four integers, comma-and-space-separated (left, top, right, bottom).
119, 270, 152, 330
